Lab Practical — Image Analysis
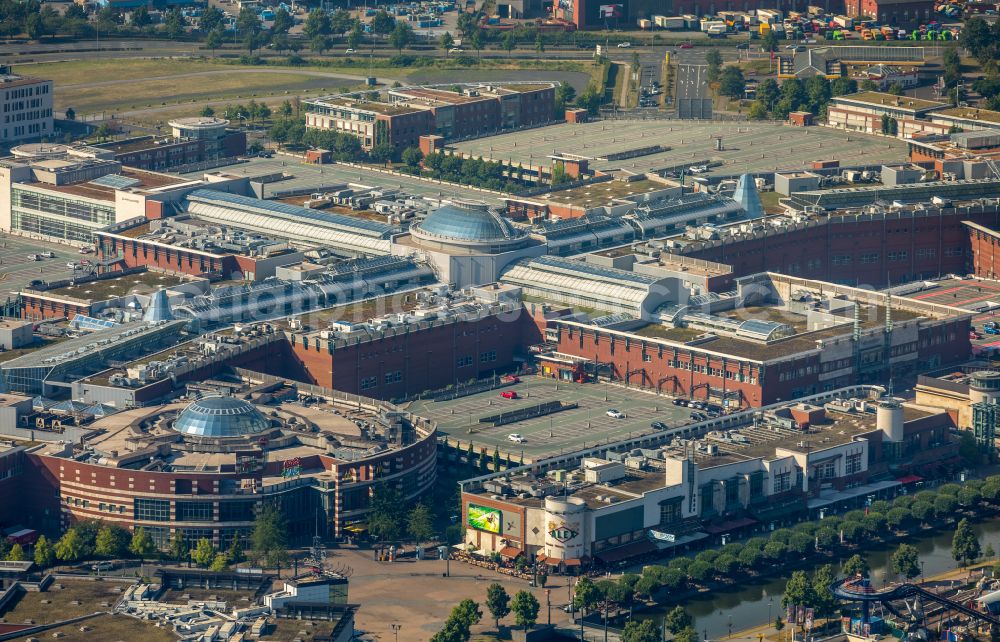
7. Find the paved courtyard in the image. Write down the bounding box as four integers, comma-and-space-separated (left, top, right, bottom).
337, 547, 577, 641
450, 120, 908, 177
408, 377, 692, 462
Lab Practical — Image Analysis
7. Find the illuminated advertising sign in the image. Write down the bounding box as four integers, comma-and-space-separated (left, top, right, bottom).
467, 504, 502, 534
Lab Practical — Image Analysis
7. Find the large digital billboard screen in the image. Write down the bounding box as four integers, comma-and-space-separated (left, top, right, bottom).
467, 504, 502, 534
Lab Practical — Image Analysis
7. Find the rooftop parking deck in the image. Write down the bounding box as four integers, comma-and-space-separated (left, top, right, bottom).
410, 377, 696, 462
450, 120, 908, 178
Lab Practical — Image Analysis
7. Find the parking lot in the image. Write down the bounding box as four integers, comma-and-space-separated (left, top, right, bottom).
904, 278, 1000, 355
0, 235, 92, 296
409, 377, 694, 461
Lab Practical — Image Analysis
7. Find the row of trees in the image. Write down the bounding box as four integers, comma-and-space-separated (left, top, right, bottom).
747, 75, 858, 120
421, 152, 534, 193
18, 503, 289, 570
431, 585, 540, 642
564, 478, 1000, 612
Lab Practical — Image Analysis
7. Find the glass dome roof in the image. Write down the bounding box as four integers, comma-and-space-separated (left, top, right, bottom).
414, 201, 523, 242
174, 395, 271, 438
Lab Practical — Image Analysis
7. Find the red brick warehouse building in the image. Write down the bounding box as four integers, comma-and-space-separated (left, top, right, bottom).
529, 273, 971, 409
844, 0, 935, 26
271, 299, 534, 400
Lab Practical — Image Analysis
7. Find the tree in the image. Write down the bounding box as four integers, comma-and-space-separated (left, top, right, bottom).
389, 22, 413, 53
192, 537, 216, 567
887, 81, 904, 96
205, 25, 225, 55
622, 619, 661, 642
347, 24, 363, 51
64, 107, 76, 121
471, 29, 484, 59
33, 535, 54, 568
987, 543, 996, 560
200, 106, 216, 117
782, 570, 817, 630
164, 8, 184, 40
25, 13, 46, 40
170, 530, 188, 563
209, 552, 229, 572
130, 6, 151, 29
407, 504, 435, 543
440, 31, 455, 53
278, 100, 294, 118
574, 576, 599, 613
236, 7, 262, 53
227, 535, 244, 564
95, 524, 128, 558
304, 9, 332, 40
811, 565, 839, 617
272, 7, 293, 34
130, 527, 156, 560
372, 9, 395, 37
502, 31, 516, 57
6, 543, 24, 562
665, 606, 693, 634
200, 6, 225, 32
401, 147, 423, 170
842, 554, 870, 578
952, 517, 981, 567
705, 49, 723, 82
892, 544, 921, 580
311, 35, 333, 55
535, 33, 544, 53
55, 528, 85, 562
675, 627, 700, 642
485, 583, 510, 629
93, 123, 112, 142
251, 503, 289, 568
370, 142, 396, 165
511, 590, 539, 631
762, 29, 778, 52
718, 66, 746, 99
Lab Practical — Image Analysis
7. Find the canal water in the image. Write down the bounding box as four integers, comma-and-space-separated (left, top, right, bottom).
638, 518, 1000, 638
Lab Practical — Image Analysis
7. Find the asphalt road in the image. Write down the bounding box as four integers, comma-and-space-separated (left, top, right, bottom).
676, 62, 710, 101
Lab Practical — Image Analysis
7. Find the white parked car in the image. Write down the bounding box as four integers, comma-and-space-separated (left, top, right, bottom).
606, 409, 626, 419
449, 47, 464, 53
66, 262, 77, 269
617, 41, 631, 47
508, 433, 525, 443
345, 48, 356, 54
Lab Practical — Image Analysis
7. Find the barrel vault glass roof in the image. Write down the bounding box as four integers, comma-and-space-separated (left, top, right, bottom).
185, 189, 395, 238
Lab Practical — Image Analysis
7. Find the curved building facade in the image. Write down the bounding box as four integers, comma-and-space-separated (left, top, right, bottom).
22, 388, 437, 547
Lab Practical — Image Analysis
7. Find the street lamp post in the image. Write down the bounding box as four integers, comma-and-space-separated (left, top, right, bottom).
768, 597, 774, 627
547, 589, 552, 626
390, 623, 401, 642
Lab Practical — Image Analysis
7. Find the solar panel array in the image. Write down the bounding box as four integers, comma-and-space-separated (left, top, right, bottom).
69, 315, 118, 331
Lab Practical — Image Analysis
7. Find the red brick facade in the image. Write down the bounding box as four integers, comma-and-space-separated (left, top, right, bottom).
678, 207, 1000, 288
277, 310, 533, 400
